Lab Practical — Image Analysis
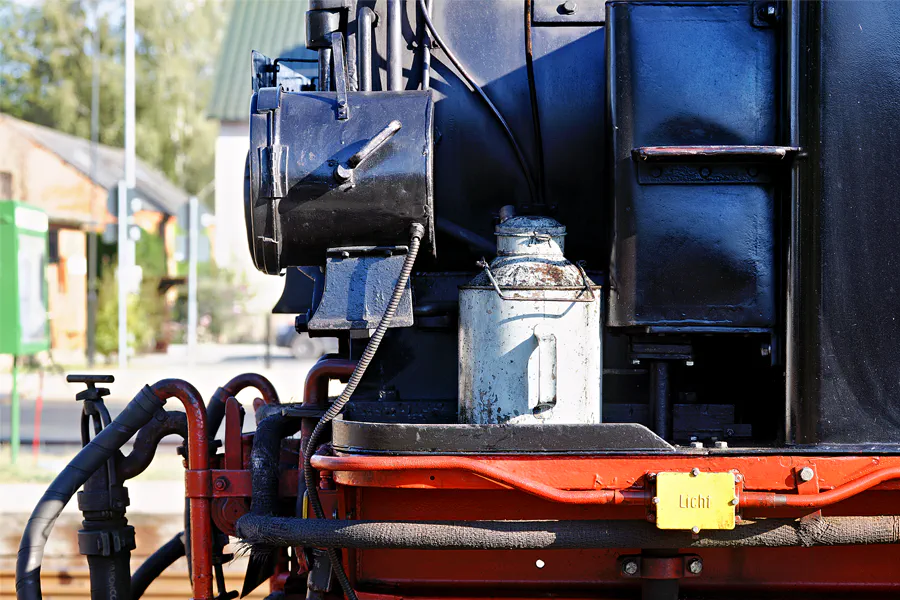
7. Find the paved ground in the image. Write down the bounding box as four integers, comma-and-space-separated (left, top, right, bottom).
0, 343, 321, 446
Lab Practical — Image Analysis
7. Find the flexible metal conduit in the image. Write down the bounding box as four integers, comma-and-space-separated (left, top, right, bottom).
236, 515, 900, 550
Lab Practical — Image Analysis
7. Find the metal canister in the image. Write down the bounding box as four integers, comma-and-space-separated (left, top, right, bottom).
458, 216, 602, 424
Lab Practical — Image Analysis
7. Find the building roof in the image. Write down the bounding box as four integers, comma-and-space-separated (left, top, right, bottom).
2, 114, 188, 217
208, 0, 317, 122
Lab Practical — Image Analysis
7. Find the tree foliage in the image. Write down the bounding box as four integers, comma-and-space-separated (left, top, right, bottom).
0, 0, 227, 198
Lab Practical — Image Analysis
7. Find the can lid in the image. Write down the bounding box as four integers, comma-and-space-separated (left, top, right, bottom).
495, 216, 566, 237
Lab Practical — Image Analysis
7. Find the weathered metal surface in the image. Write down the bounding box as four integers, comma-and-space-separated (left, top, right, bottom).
607, 1, 778, 332
459, 217, 601, 425
307, 246, 414, 331
246, 87, 434, 273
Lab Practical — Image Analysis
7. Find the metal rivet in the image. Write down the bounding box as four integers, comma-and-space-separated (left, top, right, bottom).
799, 466, 815, 482
623, 560, 639, 575
690, 441, 704, 449
560, 0, 577, 15
652, 496, 660, 504
535, 559, 545, 569
730, 498, 739, 506
685, 360, 694, 367
691, 468, 701, 477
691, 526, 701, 534
688, 558, 703, 574
651, 167, 662, 178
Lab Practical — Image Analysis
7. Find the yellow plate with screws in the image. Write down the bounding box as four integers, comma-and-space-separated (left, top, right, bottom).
654, 471, 736, 531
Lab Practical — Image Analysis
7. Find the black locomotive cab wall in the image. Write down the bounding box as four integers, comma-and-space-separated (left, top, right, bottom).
241, 0, 900, 451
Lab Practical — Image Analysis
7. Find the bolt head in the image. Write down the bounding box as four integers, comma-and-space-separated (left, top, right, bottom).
685, 360, 695, 367
714, 440, 728, 449
690, 442, 704, 449
560, 0, 577, 15
631, 359, 641, 365
688, 558, 703, 574
730, 497, 739, 506
623, 560, 639, 575
691, 526, 701, 534
766, 4, 776, 16
214, 477, 228, 491
799, 466, 815, 482
691, 467, 701, 476
652, 496, 660, 504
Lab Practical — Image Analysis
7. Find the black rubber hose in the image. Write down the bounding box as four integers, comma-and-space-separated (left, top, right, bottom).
16, 385, 165, 600
235, 515, 900, 550
299, 223, 425, 600
87, 550, 132, 600
251, 413, 302, 517
130, 533, 185, 600
118, 411, 188, 481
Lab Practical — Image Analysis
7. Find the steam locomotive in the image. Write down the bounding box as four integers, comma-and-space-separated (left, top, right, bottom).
16, 1, 900, 599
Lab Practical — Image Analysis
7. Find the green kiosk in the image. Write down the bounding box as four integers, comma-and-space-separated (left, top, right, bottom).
0, 200, 50, 463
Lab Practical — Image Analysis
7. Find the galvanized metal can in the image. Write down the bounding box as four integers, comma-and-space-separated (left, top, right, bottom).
459, 216, 602, 424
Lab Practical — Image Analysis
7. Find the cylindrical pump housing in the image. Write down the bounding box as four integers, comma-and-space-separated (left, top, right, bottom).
459, 216, 602, 425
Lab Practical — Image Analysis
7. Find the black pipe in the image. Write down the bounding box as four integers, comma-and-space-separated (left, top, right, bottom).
16, 385, 165, 600
435, 217, 496, 255
421, 0, 433, 90
387, 0, 402, 90
523, 0, 546, 205
240, 413, 303, 597
318, 47, 332, 92
357, 6, 376, 91
650, 361, 670, 440
235, 515, 900, 550
118, 411, 188, 481
130, 533, 185, 600
251, 413, 302, 518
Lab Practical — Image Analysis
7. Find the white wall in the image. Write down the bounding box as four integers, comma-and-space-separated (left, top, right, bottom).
214, 121, 287, 316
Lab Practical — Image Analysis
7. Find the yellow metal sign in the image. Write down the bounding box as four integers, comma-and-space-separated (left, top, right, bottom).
655, 471, 736, 531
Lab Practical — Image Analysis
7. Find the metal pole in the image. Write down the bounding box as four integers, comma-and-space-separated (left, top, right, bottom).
87, 5, 100, 367
10, 355, 18, 464
118, 0, 135, 370
387, 0, 402, 91
187, 195, 198, 365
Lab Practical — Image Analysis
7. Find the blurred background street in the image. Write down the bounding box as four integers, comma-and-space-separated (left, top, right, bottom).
0, 0, 324, 596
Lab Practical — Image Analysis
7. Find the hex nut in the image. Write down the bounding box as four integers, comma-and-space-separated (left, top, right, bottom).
688, 558, 703, 574
622, 560, 639, 575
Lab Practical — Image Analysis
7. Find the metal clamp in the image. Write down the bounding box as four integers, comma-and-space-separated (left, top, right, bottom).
476, 258, 596, 303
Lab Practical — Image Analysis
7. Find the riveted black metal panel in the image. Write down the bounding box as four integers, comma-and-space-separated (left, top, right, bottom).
607, 1, 779, 331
